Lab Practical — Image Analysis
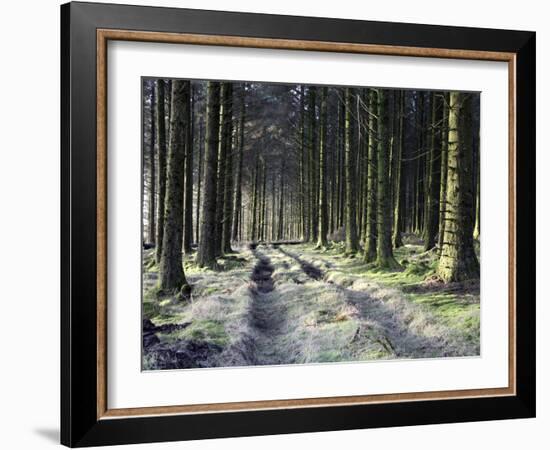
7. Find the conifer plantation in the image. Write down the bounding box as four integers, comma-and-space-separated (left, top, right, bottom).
142, 78, 481, 370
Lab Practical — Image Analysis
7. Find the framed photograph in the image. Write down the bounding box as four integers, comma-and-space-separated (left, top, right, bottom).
61, 1, 535, 447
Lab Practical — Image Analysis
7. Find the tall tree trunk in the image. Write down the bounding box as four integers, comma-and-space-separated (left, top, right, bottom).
277, 158, 285, 240
195, 120, 203, 244
344, 88, 359, 254
437, 92, 479, 282
183, 83, 194, 253
215, 83, 230, 255
222, 85, 235, 253
438, 93, 450, 251
392, 91, 404, 248
155, 80, 167, 263
317, 87, 329, 248
159, 80, 190, 295
147, 85, 156, 245
271, 175, 276, 241
308, 87, 318, 242
375, 90, 400, 269
299, 86, 307, 241
473, 131, 481, 240
232, 85, 246, 242
260, 160, 267, 241
251, 153, 259, 242
423, 92, 441, 251
364, 89, 378, 262
196, 82, 221, 269
338, 98, 346, 230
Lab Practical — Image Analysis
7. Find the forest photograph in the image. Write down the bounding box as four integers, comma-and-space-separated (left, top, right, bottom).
141, 77, 481, 371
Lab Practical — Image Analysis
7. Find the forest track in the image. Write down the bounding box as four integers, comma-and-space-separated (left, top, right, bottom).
277, 247, 323, 280
248, 247, 289, 365
277, 245, 469, 359
246, 244, 470, 365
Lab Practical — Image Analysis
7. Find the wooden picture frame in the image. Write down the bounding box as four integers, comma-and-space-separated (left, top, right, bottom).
61, 1, 535, 447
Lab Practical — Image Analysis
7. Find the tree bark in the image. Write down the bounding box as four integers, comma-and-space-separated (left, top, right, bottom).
308, 87, 318, 242
183, 83, 194, 253
317, 87, 329, 248
195, 120, 203, 244
232, 85, 246, 242
222, 84, 235, 253
196, 82, 221, 269
159, 80, 190, 294
392, 91, 405, 248
155, 80, 167, 263
423, 92, 441, 251
438, 93, 450, 251
214, 83, 230, 255
375, 90, 400, 269
344, 88, 359, 254
147, 84, 156, 245
364, 89, 378, 262
437, 92, 479, 282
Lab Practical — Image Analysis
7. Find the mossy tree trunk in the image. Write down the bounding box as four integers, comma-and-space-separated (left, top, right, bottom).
196, 81, 221, 268
298, 86, 307, 240
473, 138, 480, 240
195, 120, 203, 244
251, 153, 259, 242
214, 83, 231, 255
392, 91, 404, 248
159, 80, 190, 294
364, 89, 378, 262
344, 88, 359, 254
277, 158, 285, 241
375, 90, 400, 269
317, 87, 329, 248
222, 84, 235, 253
147, 85, 156, 245
423, 93, 441, 251
232, 85, 246, 242
437, 92, 479, 282
438, 93, 450, 251
183, 84, 194, 253
155, 80, 167, 263
308, 87, 318, 243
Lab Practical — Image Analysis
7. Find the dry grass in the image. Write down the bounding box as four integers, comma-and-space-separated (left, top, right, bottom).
143, 239, 480, 371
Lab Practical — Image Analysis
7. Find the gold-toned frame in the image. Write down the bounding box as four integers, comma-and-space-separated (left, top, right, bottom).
96, 29, 516, 420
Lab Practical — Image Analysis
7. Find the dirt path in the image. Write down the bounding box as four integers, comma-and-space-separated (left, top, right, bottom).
143, 243, 476, 370
248, 248, 292, 365
277, 246, 323, 280
276, 245, 472, 358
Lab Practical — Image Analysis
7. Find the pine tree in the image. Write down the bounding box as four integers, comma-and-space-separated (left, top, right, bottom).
159, 80, 190, 295
155, 80, 167, 263
375, 90, 400, 269
344, 88, 359, 254
196, 82, 221, 269
232, 85, 246, 241
392, 91, 404, 248
316, 86, 329, 248
423, 93, 441, 251
147, 84, 156, 245
183, 83, 194, 253
437, 92, 479, 282
222, 84, 235, 253
438, 93, 450, 251
364, 89, 378, 262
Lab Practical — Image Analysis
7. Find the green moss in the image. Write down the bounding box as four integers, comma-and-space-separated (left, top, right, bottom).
178, 320, 229, 347
202, 286, 220, 296
142, 300, 158, 319
316, 350, 343, 362
291, 241, 479, 346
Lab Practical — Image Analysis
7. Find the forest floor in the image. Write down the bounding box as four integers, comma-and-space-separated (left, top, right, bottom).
142, 235, 480, 370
